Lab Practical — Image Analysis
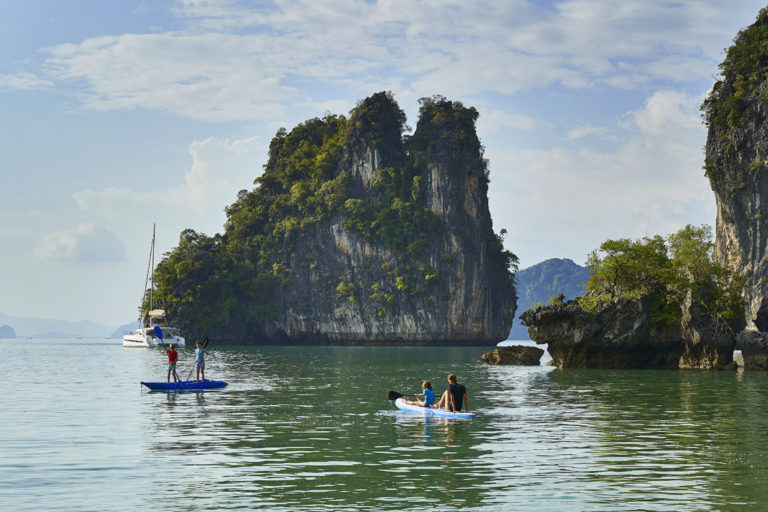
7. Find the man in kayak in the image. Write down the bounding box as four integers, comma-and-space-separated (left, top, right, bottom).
435, 373, 469, 412
402, 380, 435, 407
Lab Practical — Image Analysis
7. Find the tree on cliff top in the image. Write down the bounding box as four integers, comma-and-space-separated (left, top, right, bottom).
581, 225, 744, 329
701, 7, 768, 129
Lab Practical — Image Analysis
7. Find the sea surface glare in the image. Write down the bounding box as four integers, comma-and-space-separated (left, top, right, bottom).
1, 339, 767, 511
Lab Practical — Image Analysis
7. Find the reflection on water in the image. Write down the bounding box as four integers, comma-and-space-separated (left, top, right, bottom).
2, 340, 768, 511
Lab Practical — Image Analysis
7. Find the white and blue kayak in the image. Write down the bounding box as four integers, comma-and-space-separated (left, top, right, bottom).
395, 398, 476, 419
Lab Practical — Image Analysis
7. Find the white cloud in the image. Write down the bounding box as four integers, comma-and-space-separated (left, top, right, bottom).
0, 72, 53, 90
630, 89, 703, 135
74, 135, 264, 231
32, 0, 765, 122
490, 89, 712, 266
565, 124, 615, 141
479, 109, 550, 133
34, 223, 127, 263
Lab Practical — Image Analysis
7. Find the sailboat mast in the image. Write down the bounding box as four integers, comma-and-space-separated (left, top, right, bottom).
150, 223, 155, 314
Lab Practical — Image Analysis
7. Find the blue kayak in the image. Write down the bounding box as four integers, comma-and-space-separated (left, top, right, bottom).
395, 398, 476, 419
141, 379, 228, 392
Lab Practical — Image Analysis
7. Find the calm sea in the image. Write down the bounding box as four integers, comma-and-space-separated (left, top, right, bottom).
2, 338, 768, 511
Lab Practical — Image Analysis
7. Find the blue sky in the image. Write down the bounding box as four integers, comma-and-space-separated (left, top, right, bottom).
1, 0, 765, 327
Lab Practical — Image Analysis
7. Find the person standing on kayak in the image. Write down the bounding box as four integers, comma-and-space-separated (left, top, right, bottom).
403, 380, 435, 407
194, 340, 207, 381
166, 343, 179, 384
436, 373, 469, 412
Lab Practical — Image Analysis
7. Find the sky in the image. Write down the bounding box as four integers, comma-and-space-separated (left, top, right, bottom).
1, 0, 766, 328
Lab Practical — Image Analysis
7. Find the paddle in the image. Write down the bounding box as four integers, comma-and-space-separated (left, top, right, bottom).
388, 391, 406, 400
184, 337, 209, 382
153, 326, 166, 347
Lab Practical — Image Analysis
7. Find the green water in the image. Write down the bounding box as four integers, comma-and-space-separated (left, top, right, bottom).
2, 339, 768, 511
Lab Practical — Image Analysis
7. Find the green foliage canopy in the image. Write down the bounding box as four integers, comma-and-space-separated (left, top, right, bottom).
580, 225, 745, 327
701, 7, 768, 129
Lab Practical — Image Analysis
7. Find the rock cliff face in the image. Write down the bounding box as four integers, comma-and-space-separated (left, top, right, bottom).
161, 92, 516, 345
520, 297, 684, 369
520, 295, 737, 370
702, 9, 768, 367
704, 9, 768, 333
268, 96, 515, 344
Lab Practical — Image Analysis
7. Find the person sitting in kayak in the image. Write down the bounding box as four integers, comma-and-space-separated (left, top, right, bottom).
402, 380, 435, 407
435, 373, 469, 412
166, 343, 179, 384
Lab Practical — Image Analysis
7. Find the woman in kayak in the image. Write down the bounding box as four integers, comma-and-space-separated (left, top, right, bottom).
402, 380, 435, 407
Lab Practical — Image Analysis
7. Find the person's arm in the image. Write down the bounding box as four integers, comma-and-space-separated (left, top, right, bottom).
463, 393, 469, 412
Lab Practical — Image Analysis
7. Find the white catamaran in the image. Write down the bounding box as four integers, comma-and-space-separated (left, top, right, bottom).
123, 224, 186, 348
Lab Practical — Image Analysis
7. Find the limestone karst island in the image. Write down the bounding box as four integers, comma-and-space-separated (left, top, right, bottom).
152, 92, 517, 345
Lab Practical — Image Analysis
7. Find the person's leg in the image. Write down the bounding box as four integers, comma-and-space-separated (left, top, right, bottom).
201, 365, 205, 381
167, 368, 171, 384
436, 390, 449, 410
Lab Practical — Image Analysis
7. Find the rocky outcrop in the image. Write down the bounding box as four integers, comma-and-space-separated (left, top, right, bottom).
0, 325, 15, 338
520, 297, 684, 369
520, 295, 738, 370
736, 330, 768, 370
679, 292, 737, 369
478, 346, 544, 365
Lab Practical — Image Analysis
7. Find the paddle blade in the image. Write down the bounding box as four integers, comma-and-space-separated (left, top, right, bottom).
388, 391, 404, 400
154, 326, 163, 340
202, 336, 209, 348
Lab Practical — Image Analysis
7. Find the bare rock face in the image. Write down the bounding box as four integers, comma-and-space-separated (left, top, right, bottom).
736, 330, 768, 370
520, 293, 739, 370
679, 292, 737, 369
478, 346, 544, 365
520, 297, 684, 369
262, 94, 516, 345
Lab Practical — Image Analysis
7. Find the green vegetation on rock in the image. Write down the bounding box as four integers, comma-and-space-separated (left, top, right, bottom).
578, 225, 745, 328
702, 7, 768, 130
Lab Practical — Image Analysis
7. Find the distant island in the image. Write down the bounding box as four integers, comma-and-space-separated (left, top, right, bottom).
508, 258, 588, 340
0, 312, 116, 339
151, 92, 517, 345
0, 324, 16, 338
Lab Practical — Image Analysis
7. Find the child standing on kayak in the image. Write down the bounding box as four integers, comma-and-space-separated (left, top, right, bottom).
403, 380, 435, 407
166, 343, 179, 384
194, 339, 208, 381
